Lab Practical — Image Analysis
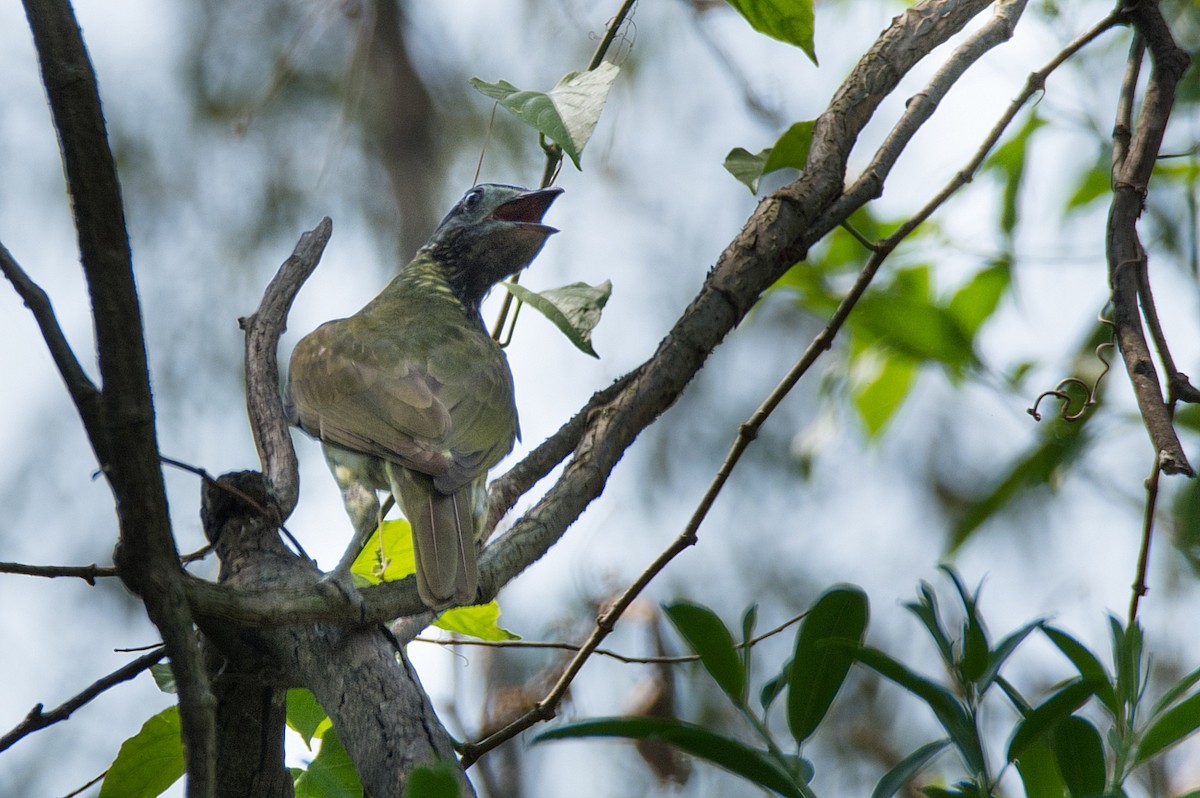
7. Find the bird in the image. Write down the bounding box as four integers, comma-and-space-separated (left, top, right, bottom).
286, 183, 562, 608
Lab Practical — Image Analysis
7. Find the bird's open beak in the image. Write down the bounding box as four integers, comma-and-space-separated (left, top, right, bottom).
488, 187, 563, 235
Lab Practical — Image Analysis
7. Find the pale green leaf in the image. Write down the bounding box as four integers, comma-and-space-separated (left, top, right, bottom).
469, 62, 619, 169
99, 706, 184, 798
724, 146, 770, 193
293, 728, 362, 798
434, 601, 520, 642
502, 280, 611, 357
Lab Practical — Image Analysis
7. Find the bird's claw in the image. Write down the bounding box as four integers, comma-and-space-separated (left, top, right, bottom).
317, 567, 369, 621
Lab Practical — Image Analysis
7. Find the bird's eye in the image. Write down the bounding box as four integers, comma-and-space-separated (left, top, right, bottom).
463, 188, 483, 212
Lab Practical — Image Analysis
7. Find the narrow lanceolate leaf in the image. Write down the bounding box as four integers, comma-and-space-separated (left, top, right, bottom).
787, 586, 869, 744
853, 646, 983, 773
99, 705, 184, 798
1042, 625, 1116, 714
502, 280, 611, 358
870, 738, 951, 798
1006, 678, 1102, 762
1050, 715, 1106, 797
664, 601, 746, 705
725, 0, 817, 64
1135, 690, 1200, 765
469, 62, 619, 169
533, 716, 805, 797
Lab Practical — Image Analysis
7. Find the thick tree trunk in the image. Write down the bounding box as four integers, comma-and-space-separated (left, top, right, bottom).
199, 471, 472, 796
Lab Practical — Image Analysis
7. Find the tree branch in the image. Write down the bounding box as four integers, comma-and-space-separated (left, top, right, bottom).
21, 1, 216, 793
240, 217, 332, 520
0, 240, 107, 463
0, 647, 165, 754
1106, 0, 1193, 476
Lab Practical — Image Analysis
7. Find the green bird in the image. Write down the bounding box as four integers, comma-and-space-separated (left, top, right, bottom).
287, 184, 562, 607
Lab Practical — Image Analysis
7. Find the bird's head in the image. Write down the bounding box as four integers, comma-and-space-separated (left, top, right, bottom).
422, 183, 563, 310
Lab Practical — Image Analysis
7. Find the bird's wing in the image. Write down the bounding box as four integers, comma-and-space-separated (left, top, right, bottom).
288, 318, 518, 491
288, 320, 454, 477
425, 331, 518, 494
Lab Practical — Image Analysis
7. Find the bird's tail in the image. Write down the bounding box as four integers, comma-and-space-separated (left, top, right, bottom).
389, 466, 481, 608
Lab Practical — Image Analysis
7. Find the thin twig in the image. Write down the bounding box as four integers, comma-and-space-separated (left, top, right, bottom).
60, 770, 106, 798
1128, 453, 1162, 623
416, 609, 807, 665
0, 647, 166, 753
0, 561, 116, 583
0, 239, 107, 463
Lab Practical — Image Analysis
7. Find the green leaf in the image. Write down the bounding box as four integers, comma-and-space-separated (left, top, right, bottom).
1110, 616, 1144, 713
1065, 156, 1112, 211
99, 706, 184, 798
149, 662, 176, 694
724, 121, 815, 193
724, 147, 770, 193
404, 762, 461, 798
763, 121, 815, 174
983, 112, 1045, 235
904, 582, 955, 667
1042, 626, 1117, 716
787, 586, 869, 744
977, 619, 1043, 694
1007, 678, 1101, 762
852, 351, 918, 438
469, 62, 619, 170
761, 659, 791, 712
725, 0, 817, 64
853, 646, 983, 772
533, 716, 805, 797
1014, 738, 1068, 798
871, 738, 951, 798
434, 601, 520, 642
852, 266, 978, 373
287, 689, 331, 749
352, 520, 516, 641
741, 604, 759, 694
1051, 715, 1105, 797
939, 567, 989, 684
664, 601, 746, 705
947, 261, 1010, 338
351, 518, 416, 584
1135, 690, 1200, 765
502, 280, 611, 358
293, 728, 362, 798
950, 418, 1091, 552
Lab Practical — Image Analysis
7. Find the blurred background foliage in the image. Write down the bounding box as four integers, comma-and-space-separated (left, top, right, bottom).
1, 0, 1199, 795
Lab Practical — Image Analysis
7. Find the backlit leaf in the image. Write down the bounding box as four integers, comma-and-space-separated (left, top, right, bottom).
725, 0, 817, 64
99, 706, 184, 798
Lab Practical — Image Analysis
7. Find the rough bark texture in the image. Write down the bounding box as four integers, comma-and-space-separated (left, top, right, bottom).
200, 471, 472, 796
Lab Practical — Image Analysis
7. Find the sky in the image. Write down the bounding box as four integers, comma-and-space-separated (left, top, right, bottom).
1, 0, 1199, 796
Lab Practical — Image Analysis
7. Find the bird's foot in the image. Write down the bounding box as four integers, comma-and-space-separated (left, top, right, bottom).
317, 565, 369, 621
